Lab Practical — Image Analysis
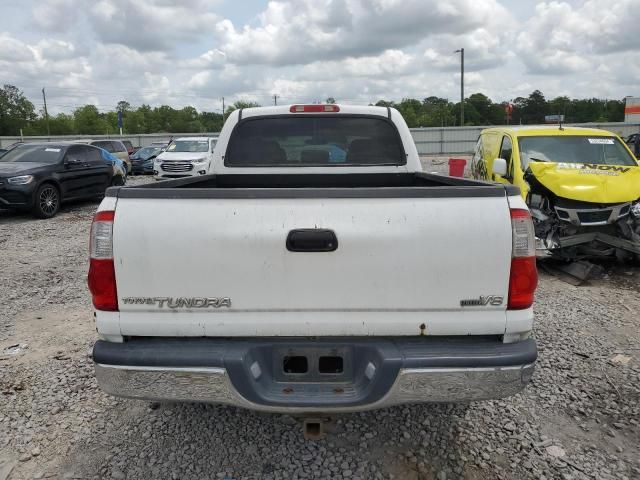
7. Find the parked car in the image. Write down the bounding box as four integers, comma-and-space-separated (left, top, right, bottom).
130, 146, 163, 175
120, 140, 136, 157
84, 140, 131, 174
153, 137, 217, 180
0, 143, 113, 218
471, 126, 640, 261
90, 105, 538, 426
97, 148, 127, 185
0, 142, 23, 157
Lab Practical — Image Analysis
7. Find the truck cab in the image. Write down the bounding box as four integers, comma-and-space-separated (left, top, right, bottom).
209, 104, 422, 174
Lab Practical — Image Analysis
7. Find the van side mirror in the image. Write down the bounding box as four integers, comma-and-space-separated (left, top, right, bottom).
493, 158, 508, 177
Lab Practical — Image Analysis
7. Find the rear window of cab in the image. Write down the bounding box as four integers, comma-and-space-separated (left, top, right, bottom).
225, 116, 406, 167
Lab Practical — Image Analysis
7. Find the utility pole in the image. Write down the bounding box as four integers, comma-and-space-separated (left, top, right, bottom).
42, 87, 50, 136
221, 97, 225, 120
454, 48, 464, 126
273, 94, 279, 106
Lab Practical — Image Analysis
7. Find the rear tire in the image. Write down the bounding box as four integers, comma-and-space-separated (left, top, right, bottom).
32, 183, 60, 219
111, 175, 125, 187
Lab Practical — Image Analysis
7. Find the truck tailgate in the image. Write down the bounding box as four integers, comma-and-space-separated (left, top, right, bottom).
112, 195, 512, 336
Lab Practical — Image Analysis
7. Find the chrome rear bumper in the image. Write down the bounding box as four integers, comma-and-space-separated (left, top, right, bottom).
95, 362, 535, 413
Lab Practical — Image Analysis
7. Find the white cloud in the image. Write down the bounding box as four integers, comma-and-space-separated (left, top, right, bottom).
0, 34, 36, 62
0, 0, 636, 117
575, 0, 639, 54
300, 50, 416, 81
33, 0, 221, 51
35, 39, 77, 60
89, 0, 220, 51
182, 49, 227, 69
215, 0, 511, 66
516, 0, 640, 75
141, 73, 171, 102
516, 2, 592, 74
32, 0, 80, 31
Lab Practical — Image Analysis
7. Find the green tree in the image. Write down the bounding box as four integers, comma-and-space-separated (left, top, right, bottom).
488, 103, 507, 125
422, 97, 455, 127
122, 109, 145, 134
225, 100, 261, 116
0, 84, 37, 135
456, 100, 482, 126
467, 93, 493, 124
104, 111, 118, 133
605, 100, 624, 122
73, 105, 108, 134
116, 100, 131, 113
27, 113, 76, 135
396, 98, 423, 127
137, 104, 158, 133
0, 85, 630, 134
200, 111, 224, 132
50, 113, 76, 134
522, 90, 547, 124
180, 106, 202, 132
154, 105, 176, 132
547, 96, 570, 121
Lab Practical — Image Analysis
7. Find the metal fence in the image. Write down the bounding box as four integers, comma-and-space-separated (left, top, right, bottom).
410, 122, 640, 155
2, 122, 639, 154
0, 133, 207, 150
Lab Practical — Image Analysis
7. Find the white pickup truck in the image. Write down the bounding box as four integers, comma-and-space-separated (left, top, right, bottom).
89, 104, 538, 418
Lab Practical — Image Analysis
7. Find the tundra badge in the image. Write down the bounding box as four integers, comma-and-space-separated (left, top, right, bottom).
122, 297, 232, 308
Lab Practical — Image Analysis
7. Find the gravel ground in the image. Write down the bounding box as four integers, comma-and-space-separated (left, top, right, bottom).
1, 174, 639, 480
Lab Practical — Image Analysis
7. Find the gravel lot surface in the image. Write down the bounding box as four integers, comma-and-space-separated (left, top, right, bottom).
1, 175, 639, 480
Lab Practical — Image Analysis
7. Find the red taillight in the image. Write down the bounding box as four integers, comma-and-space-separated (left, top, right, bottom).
508, 209, 538, 310
289, 104, 340, 113
88, 259, 118, 311
508, 257, 538, 309
88, 210, 118, 311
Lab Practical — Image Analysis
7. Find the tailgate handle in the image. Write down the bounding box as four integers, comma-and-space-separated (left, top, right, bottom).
286, 229, 338, 252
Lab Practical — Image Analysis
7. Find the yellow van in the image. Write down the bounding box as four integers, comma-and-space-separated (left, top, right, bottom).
470, 126, 640, 261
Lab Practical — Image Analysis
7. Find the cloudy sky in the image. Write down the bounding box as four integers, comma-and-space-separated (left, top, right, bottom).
1, 0, 638, 114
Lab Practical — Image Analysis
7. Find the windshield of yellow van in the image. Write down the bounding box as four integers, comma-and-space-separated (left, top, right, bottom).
519, 136, 637, 170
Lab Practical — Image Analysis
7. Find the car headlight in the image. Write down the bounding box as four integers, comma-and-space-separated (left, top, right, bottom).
191, 158, 207, 164
8, 175, 34, 185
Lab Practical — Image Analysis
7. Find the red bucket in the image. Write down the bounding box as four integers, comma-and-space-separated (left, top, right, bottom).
448, 158, 467, 177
